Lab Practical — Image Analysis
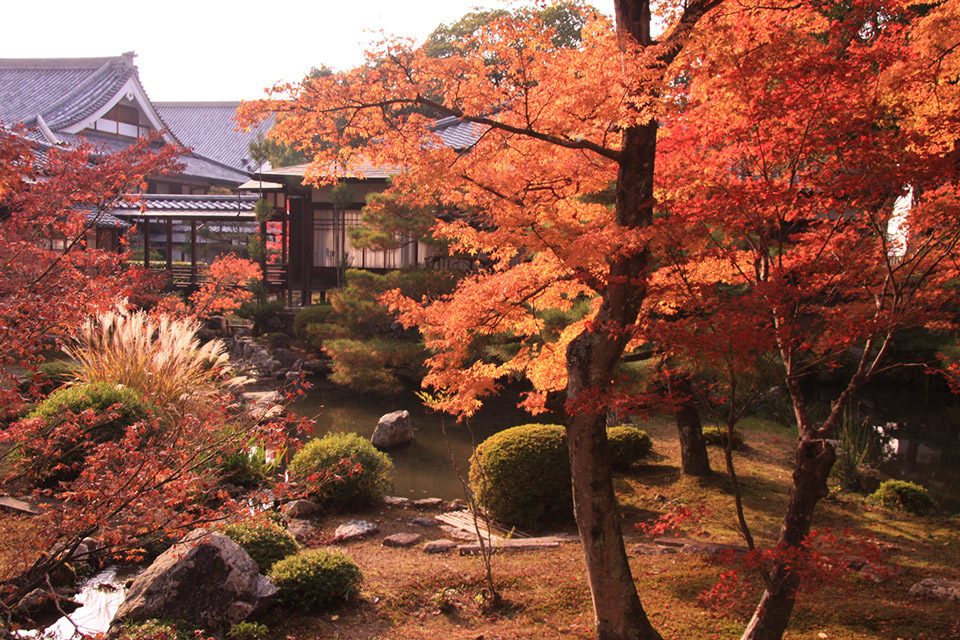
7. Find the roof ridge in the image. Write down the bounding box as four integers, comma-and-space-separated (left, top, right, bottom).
0, 55, 130, 70
128, 193, 259, 201
155, 101, 241, 107
40, 58, 134, 128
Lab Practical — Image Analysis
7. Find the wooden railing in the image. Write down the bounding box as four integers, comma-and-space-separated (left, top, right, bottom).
145, 263, 288, 291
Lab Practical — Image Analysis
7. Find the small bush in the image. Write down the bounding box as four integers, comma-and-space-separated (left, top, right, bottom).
870, 480, 936, 516
116, 620, 187, 640
607, 425, 652, 470
262, 332, 291, 349
268, 549, 362, 612
226, 621, 269, 640
28, 382, 150, 429
470, 424, 572, 530
222, 518, 299, 572
21, 383, 153, 485
288, 432, 393, 510
702, 425, 746, 450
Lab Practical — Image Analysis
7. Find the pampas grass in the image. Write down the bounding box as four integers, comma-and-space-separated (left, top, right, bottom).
66, 309, 230, 411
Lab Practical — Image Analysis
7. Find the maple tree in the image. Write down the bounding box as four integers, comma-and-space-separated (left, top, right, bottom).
652, 2, 960, 638
0, 130, 177, 413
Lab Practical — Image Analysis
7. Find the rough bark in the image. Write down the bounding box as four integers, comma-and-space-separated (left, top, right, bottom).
739, 437, 837, 640
674, 378, 711, 476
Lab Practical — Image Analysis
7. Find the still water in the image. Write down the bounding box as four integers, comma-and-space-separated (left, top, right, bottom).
291, 382, 959, 509
291, 384, 539, 500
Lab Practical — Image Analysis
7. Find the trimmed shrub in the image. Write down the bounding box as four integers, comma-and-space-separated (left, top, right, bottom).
470, 424, 572, 530
21, 383, 152, 485
237, 300, 286, 336
116, 620, 186, 640
607, 425, 652, 470
226, 622, 269, 640
470, 424, 655, 529
702, 425, 746, 450
222, 518, 299, 572
268, 549, 362, 612
870, 480, 937, 516
288, 432, 393, 510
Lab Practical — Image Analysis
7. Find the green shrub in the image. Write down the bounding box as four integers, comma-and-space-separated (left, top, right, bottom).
870, 480, 937, 516
702, 425, 746, 450
470, 424, 654, 530
470, 424, 572, 530
262, 332, 291, 349
226, 622, 269, 640
607, 425, 652, 470
268, 549, 362, 612
288, 432, 393, 510
21, 383, 152, 485
222, 518, 299, 572
116, 620, 186, 640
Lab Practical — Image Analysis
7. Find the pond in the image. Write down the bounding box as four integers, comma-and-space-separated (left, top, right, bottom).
290, 381, 959, 510
291, 384, 543, 500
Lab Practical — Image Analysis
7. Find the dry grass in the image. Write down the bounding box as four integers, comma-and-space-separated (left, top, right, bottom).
66, 309, 229, 411
265, 416, 959, 640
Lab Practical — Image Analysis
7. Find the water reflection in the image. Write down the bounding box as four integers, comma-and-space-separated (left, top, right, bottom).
20, 567, 127, 640
291, 385, 538, 500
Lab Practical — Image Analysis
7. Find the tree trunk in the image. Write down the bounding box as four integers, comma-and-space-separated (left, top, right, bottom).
674, 378, 711, 476
740, 436, 836, 640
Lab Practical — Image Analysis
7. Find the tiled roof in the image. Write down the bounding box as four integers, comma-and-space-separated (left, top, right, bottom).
0, 55, 136, 131
86, 208, 128, 228
156, 102, 273, 172
431, 116, 485, 150
260, 157, 397, 181
110, 194, 259, 220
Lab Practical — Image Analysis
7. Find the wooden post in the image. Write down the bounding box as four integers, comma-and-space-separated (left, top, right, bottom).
143, 217, 151, 269
301, 205, 313, 307
281, 198, 290, 306
190, 220, 197, 286
165, 219, 173, 271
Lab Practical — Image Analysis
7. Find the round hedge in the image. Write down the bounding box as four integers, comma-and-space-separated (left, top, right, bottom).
607, 425, 652, 470
268, 549, 362, 612
702, 425, 746, 450
470, 423, 654, 530
470, 424, 572, 530
288, 432, 393, 510
870, 479, 936, 516
22, 383, 152, 485
222, 518, 299, 572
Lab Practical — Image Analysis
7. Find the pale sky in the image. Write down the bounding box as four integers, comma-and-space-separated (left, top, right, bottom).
1, 0, 614, 101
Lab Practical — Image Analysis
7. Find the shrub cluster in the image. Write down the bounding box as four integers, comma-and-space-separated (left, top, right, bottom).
268, 549, 362, 612
869, 479, 936, 516
469, 423, 653, 530
20, 383, 152, 485
288, 432, 393, 510
226, 622, 270, 640
222, 518, 299, 572
702, 425, 746, 450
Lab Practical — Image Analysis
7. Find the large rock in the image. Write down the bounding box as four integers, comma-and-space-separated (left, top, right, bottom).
333, 520, 379, 542
112, 529, 275, 635
909, 578, 960, 602
371, 410, 414, 449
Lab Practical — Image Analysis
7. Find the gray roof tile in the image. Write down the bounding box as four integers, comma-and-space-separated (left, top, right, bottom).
156, 102, 273, 171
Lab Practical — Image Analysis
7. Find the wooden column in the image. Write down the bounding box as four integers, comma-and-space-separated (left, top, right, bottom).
190, 220, 197, 286
143, 217, 151, 269
165, 219, 173, 271
281, 199, 290, 306
301, 205, 313, 307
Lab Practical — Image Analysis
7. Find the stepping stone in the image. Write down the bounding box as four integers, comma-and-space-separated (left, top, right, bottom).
334, 520, 379, 542
382, 533, 423, 548
909, 578, 960, 602
410, 517, 439, 528
0, 496, 41, 515
411, 498, 444, 509
423, 539, 458, 554
384, 496, 410, 506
